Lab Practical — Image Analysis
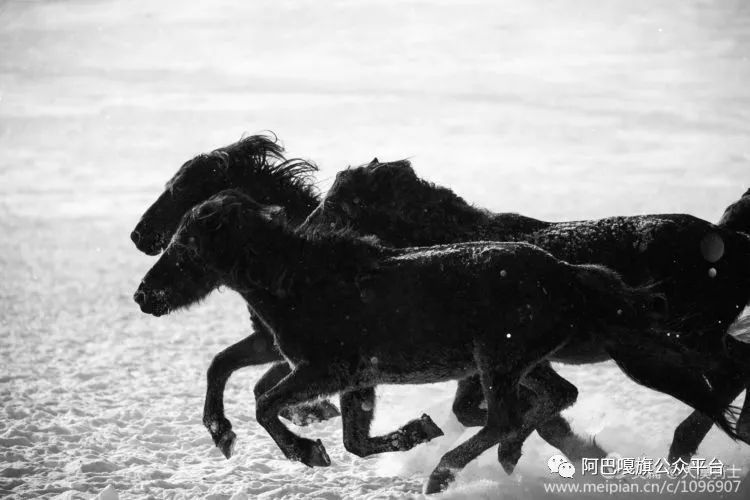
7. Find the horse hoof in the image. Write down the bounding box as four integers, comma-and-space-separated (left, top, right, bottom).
419, 414, 445, 441
667, 449, 692, 465
736, 415, 750, 443
423, 467, 455, 495
217, 430, 237, 459
498, 442, 522, 474
500, 456, 518, 475
300, 438, 331, 467
315, 400, 342, 421
393, 414, 444, 451
281, 400, 341, 426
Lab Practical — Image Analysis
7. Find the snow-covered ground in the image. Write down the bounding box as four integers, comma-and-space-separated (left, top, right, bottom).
2, 0, 750, 498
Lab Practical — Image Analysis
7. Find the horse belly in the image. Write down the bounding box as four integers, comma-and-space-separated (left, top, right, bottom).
379, 363, 478, 385
372, 346, 476, 385
550, 336, 610, 365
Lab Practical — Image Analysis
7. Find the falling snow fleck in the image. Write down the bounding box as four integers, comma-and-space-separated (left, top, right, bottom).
708, 268, 717, 278
506, 333, 512, 339
500, 270, 507, 278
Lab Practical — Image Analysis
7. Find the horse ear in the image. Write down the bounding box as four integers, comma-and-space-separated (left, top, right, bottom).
368, 157, 379, 166
260, 205, 287, 225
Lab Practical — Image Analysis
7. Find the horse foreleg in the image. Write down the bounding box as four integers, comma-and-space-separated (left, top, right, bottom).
452, 376, 486, 426
204, 330, 283, 458
340, 387, 443, 457
497, 362, 605, 472
255, 362, 344, 467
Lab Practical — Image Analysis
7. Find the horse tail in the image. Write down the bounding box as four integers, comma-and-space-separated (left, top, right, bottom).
718, 188, 750, 234
603, 337, 741, 441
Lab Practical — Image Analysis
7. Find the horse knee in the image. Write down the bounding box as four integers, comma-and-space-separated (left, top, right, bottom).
452, 400, 486, 427
553, 381, 578, 410
255, 396, 275, 427
452, 378, 486, 427
207, 351, 228, 380
253, 380, 267, 400
533, 376, 577, 413
451, 397, 469, 420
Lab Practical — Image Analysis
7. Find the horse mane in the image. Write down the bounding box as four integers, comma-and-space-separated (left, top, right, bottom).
214, 134, 321, 214
363, 158, 488, 221
297, 220, 383, 252
181, 189, 385, 292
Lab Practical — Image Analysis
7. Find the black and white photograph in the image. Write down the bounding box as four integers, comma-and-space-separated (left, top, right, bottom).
2, 1, 750, 498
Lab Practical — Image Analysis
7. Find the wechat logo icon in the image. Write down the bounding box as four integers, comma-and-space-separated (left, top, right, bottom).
548, 454, 575, 478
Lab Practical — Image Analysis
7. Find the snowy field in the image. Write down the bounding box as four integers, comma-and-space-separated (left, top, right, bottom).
2, 0, 750, 498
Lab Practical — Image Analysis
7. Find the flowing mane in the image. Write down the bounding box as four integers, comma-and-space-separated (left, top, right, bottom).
218, 134, 321, 219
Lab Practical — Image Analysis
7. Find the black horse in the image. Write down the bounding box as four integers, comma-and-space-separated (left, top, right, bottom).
134, 190, 672, 494
303, 159, 750, 463
131, 134, 750, 465
132, 135, 604, 463
132, 136, 342, 457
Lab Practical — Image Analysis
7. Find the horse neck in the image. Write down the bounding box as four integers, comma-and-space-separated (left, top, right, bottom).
236, 232, 378, 329
273, 189, 320, 226
236, 178, 318, 225
382, 196, 488, 246
226, 160, 320, 226
238, 228, 376, 294
422, 184, 550, 242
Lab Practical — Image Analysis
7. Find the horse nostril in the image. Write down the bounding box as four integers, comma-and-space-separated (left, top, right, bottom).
131, 230, 142, 245
134, 290, 146, 305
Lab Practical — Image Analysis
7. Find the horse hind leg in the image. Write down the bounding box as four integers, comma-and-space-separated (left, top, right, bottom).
452, 376, 486, 427
424, 346, 533, 494
496, 362, 581, 473
451, 364, 599, 472
668, 368, 745, 463
498, 362, 607, 472
340, 387, 443, 458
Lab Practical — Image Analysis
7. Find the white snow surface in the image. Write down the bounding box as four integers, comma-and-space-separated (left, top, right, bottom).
2, 0, 750, 498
